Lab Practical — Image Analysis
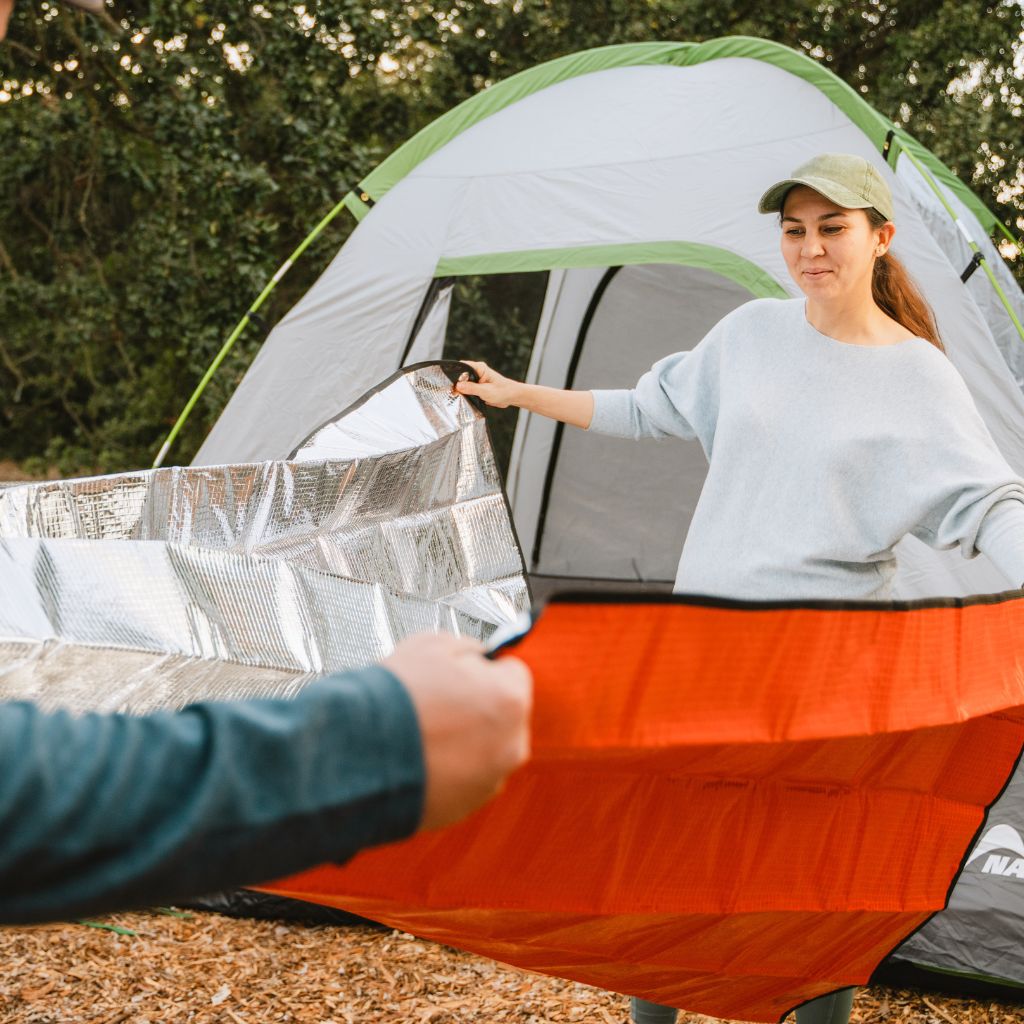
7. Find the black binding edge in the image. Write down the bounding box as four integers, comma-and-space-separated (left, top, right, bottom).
532, 584, 1024, 615
490, 587, 1024, 654
530, 266, 622, 570
960, 251, 985, 283
530, 570, 675, 586
487, 583, 1024, 658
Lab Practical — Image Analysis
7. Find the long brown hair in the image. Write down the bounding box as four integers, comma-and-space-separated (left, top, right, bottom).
865, 208, 944, 352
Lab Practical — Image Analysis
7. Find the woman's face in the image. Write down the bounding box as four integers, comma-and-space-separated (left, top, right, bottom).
779, 185, 893, 302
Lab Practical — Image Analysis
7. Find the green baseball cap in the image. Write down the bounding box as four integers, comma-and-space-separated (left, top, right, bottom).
757, 153, 895, 222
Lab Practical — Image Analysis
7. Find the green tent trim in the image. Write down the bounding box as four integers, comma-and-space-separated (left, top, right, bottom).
436, 241, 788, 299
357, 36, 996, 234
152, 36, 1011, 466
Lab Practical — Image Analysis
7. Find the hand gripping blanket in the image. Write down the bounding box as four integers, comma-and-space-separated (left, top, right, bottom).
2, 362, 1024, 1021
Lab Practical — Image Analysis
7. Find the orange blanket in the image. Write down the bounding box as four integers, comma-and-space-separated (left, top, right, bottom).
264, 593, 1024, 1021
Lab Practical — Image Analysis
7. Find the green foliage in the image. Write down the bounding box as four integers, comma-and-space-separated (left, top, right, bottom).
1, 1, 1021, 473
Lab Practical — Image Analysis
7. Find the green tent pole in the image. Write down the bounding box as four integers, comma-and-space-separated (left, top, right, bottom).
152, 192, 357, 468
898, 146, 1024, 347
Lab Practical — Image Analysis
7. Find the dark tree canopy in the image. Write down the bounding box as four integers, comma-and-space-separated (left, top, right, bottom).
1, 1, 1021, 474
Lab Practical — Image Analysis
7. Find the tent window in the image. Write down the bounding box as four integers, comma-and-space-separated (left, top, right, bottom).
442, 271, 549, 477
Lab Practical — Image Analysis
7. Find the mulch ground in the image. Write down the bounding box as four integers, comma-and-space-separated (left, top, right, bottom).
1, 910, 1022, 1024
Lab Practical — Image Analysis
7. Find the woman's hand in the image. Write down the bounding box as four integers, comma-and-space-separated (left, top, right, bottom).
454, 361, 595, 429
454, 360, 522, 409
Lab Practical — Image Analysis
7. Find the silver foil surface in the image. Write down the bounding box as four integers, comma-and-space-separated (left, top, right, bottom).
0, 363, 528, 713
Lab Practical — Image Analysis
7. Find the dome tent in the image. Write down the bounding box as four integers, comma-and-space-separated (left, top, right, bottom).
182, 36, 1024, 991
188, 35, 1024, 602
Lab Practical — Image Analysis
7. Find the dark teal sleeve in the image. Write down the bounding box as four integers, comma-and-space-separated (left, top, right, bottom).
0, 665, 424, 924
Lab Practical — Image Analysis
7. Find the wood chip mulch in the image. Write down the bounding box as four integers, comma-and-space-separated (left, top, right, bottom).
1, 909, 1023, 1024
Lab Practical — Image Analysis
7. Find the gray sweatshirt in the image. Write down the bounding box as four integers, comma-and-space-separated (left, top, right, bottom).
588, 297, 1024, 601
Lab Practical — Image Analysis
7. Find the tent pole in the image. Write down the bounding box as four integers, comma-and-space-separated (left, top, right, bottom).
151, 193, 356, 468
897, 146, 1024, 347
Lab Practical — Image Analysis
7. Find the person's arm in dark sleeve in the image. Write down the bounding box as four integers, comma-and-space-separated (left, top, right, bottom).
0, 665, 423, 924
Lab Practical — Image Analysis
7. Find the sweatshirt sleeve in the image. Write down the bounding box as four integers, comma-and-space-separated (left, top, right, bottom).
907, 356, 1024, 588
0, 665, 424, 924
588, 312, 726, 446
975, 499, 1024, 589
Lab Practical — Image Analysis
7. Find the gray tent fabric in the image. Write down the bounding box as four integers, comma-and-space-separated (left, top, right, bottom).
529, 264, 754, 590
889, 758, 1024, 989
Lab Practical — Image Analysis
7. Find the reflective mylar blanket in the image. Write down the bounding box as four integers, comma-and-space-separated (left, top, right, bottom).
0, 363, 528, 713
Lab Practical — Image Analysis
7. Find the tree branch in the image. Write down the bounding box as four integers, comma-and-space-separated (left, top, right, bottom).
0, 237, 19, 280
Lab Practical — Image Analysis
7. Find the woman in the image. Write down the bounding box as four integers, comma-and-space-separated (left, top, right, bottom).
456, 153, 1024, 1024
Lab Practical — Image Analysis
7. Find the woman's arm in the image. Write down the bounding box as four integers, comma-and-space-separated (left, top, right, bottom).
455, 361, 594, 429
904, 352, 1024, 591
974, 498, 1024, 589
455, 303, 731, 446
